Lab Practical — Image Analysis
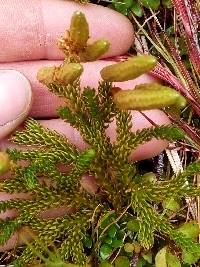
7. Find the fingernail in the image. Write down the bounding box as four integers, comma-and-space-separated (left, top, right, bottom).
0, 70, 32, 139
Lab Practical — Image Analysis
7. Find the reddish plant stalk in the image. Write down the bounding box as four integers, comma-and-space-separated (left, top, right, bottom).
151, 64, 200, 117
172, 0, 200, 74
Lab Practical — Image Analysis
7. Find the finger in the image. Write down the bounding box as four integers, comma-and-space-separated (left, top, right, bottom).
0, 231, 19, 251
0, 176, 97, 252
0, 60, 156, 119
0, 112, 170, 161
0, 70, 32, 140
41, 113, 170, 161
0, 0, 134, 62
0, 192, 32, 220
0, 175, 97, 221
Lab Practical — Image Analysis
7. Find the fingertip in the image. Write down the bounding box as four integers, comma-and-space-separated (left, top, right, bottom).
0, 70, 32, 140
0, 1, 134, 62
106, 109, 170, 161
130, 110, 170, 161
0, 231, 19, 252
41, 1, 134, 59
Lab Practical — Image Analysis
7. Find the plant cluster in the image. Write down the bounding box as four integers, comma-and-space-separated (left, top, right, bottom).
0, 8, 200, 267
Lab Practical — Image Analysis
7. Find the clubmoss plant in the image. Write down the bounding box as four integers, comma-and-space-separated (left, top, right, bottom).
0, 11, 200, 267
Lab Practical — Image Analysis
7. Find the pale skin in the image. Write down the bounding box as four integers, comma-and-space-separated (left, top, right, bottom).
0, 0, 170, 251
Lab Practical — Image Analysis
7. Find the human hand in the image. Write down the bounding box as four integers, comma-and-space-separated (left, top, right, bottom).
0, 0, 170, 158
0, 0, 170, 251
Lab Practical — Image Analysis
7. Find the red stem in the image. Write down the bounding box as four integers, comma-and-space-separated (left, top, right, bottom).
172, 0, 200, 74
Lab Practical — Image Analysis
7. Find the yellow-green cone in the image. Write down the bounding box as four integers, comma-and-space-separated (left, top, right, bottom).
112, 83, 186, 110
69, 11, 89, 49
100, 55, 157, 82
37, 66, 55, 85
0, 152, 10, 175
57, 63, 83, 84
81, 39, 110, 61
37, 63, 83, 86
134, 83, 187, 109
